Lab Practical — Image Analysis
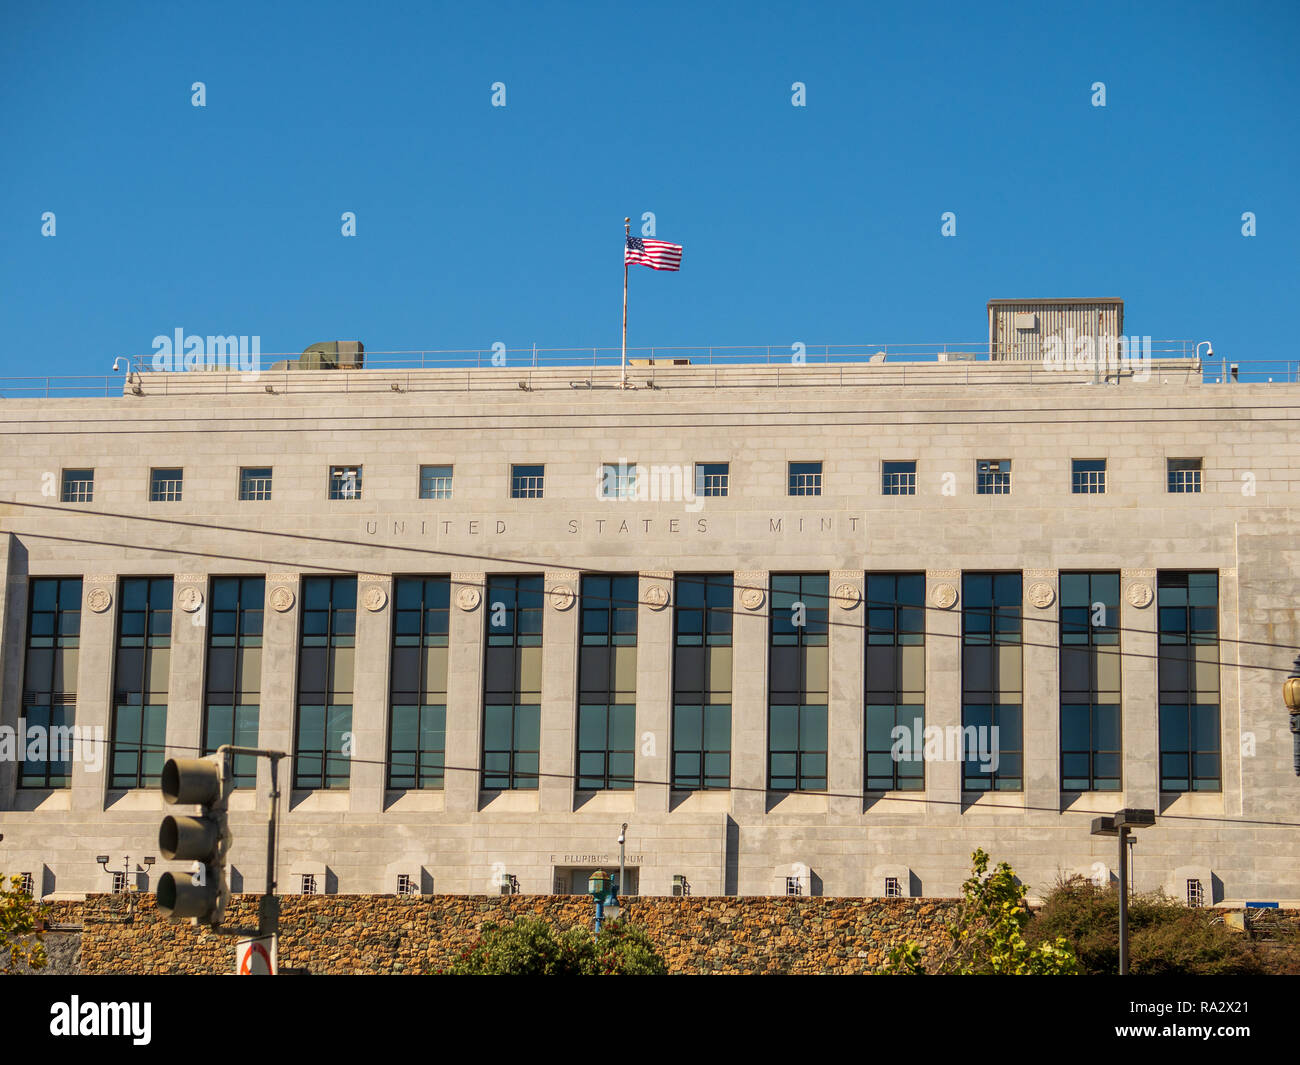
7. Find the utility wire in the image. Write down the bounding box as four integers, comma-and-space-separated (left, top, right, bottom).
7, 501, 1298, 674
31, 730, 1300, 830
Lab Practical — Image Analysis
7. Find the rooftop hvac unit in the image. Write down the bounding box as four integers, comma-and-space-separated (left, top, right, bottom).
987, 299, 1123, 362
299, 341, 365, 370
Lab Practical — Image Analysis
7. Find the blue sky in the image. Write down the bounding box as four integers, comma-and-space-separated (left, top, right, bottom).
2, 0, 1297, 376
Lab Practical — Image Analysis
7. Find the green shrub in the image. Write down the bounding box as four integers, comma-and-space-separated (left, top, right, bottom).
447, 916, 667, 975
1, 875, 47, 970
884, 849, 1077, 975
1028, 878, 1285, 975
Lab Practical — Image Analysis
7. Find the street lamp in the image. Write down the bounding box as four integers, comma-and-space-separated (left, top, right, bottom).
587, 869, 614, 934
617, 822, 628, 905
1283, 654, 1300, 776
1090, 808, 1155, 975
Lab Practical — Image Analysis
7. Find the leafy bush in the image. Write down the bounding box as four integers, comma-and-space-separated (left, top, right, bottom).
1, 875, 48, 970
1027, 878, 1299, 975
885, 849, 1077, 975
447, 916, 667, 975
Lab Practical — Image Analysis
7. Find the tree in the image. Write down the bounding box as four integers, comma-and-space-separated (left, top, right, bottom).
885, 849, 1077, 975
1, 875, 48, 970
447, 916, 667, 975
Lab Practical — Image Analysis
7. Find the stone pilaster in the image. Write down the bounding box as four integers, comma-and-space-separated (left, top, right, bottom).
539, 570, 578, 812
635, 571, 673, 814
72, 573, 118, 813
444, 573, 484, 813
1023, 569, 1060, 809
828, 571, 864, 816
1121, 569, 1159, 808
258, 574, 300, 805
167, 575, 208, 771
349, 574, 392, 813
925, 571, 962, 808
731, 571, 769, 818
0, 534, 26, 807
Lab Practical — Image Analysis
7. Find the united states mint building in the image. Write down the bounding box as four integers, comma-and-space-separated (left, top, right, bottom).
2, 299, 1298, 906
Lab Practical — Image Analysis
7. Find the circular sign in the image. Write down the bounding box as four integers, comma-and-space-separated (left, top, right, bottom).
644, 585, 669, 610
740, 587, 765, 610
362, 585, 388, 612
270, 587, 295, 612
238, 938, 274, 975
548, 584, 576, 610
178, 586, 204, 613
457, 587, 482, 611
87, 588, 112, 613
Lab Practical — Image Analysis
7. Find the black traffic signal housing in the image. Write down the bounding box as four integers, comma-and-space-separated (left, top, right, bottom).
157, 748, 233, 926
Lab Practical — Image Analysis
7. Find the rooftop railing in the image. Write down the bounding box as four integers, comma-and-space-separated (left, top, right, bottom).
0, 344, 1294, 398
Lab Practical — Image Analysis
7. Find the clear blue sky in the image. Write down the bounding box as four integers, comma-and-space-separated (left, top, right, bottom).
2, 0, 1297, 374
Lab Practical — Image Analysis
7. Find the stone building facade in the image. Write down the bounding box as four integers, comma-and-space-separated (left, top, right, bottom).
1, 353, 1297, 905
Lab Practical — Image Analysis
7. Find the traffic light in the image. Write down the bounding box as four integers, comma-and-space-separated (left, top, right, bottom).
157, 749, 233, 926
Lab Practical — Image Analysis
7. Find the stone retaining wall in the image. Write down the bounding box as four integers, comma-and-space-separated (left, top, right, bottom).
66, 894, 960, 975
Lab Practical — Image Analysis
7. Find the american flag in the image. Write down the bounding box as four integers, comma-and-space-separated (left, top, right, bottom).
625, 235, 683, 271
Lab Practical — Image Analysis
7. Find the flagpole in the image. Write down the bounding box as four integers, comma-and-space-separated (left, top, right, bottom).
621, 216, 630, 389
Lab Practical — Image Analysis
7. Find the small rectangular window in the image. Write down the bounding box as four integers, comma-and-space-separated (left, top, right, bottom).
329, 465, 362, 500
149, 468, 184, 502
976, 459, 1011, 495
884, 876, 901, 898
881, 461, 916, 496
511, 464, 544, 499
695, 462, 729, 497
300, 873, 317, 895
1167, 458, 1202, 494
239, 467, 273, 501
600, 462, 638, 500
1186, 878, 1204, 908
111, 871, 128, 895
419, 464, 453, 500
788, 461, 822, 496
61, 468, 94, 503
18, 872, 34, 896
785, 876, 802, 896
1071, 459, 1106, 494
396, 873, 415, 896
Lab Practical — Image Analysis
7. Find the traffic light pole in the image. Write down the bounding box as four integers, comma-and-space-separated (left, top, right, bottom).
259, 754, 282, 939
224, 746, 286, 941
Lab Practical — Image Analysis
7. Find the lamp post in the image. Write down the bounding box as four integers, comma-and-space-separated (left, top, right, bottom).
587, 869, 613, 934
1126, 835, 1136, 899
1090, 808, 1155, 974
618, 822, 628, 903
1283, 654, 1300, 776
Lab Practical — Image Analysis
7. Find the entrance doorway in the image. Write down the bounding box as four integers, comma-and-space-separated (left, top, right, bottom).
552, 867, 639, 895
